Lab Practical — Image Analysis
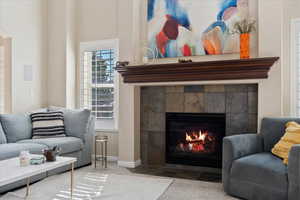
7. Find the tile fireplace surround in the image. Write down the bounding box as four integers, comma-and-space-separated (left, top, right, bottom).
140, 84, 258, 166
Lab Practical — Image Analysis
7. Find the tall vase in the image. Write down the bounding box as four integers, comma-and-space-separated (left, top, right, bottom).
240, 33, 250, 59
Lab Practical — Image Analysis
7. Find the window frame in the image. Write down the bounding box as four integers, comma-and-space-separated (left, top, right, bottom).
79, 39, 119, 130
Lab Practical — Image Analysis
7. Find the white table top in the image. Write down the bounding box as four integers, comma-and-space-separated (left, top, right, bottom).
0, 156, 77, 187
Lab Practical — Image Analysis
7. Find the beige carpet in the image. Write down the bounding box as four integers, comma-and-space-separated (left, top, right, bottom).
0, 163, 238, 200
1, 170, 173, 200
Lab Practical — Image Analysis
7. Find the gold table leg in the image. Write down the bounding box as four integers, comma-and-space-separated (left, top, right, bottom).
25, 177, 30, 198
105, 141, 107, 168
95, 138, 97, 168
101, 142, 104, 168
70, 162, 74, 199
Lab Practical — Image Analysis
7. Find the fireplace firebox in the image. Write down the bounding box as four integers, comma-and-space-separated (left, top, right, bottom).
166, 113, 226, 168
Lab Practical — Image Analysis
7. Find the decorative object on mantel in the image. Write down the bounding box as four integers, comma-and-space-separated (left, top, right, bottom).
178, 59, 193, 63
116, 57, 279, 83
116, 61, 129, 67
232, 18, 256, 59
147, 0, 249, 58
142, 46, 157, 64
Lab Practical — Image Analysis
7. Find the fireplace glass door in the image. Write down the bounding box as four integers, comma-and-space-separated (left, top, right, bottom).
166, 113, 226, 168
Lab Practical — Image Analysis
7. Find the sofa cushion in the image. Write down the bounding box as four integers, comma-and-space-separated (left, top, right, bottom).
0, 114, 32, 143
0, 123, 7, 144
18, 137, 83, 155
0, 143, 47, 160
230, 152, 288, 198
48, 106, 91, 142
31, 111, 66, 138
261, 118, 300, 152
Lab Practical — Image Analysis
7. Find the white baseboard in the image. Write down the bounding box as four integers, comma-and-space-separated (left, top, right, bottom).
118, 160, 142, 168
107, 156, 118, 162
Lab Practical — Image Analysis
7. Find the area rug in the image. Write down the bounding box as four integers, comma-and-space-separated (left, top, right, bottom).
1, 171, 173, 200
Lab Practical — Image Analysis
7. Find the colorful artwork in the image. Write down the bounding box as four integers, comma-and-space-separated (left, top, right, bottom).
147, 0, 249, 58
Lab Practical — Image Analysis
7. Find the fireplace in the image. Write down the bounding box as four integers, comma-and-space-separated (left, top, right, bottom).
166, 113, 226, 168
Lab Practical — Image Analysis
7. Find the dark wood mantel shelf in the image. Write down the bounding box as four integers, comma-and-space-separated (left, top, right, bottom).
116, 57, 279, 83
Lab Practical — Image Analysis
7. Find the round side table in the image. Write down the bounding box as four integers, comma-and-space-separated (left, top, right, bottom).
94, 135, 108, 168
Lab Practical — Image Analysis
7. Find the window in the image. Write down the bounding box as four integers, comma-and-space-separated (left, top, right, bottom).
80, 39, 119, 130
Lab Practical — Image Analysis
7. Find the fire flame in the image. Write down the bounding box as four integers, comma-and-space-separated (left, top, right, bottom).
186, 130, 207, 142
177, 130, 216, 153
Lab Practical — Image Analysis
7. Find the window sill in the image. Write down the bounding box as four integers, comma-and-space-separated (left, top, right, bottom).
95, 129, 118, 134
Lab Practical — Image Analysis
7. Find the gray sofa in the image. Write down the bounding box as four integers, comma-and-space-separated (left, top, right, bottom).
0, 107, 94, 194
223, 118, 300, 200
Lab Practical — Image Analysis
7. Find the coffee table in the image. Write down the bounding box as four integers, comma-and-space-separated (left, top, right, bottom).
0, 156, 77, 199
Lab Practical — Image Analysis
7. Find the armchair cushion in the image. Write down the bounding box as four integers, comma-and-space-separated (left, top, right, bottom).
261, 118, 300, 152
230, 152, 288, 200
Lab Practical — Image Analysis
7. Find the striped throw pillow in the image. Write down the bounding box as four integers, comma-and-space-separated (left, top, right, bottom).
30, 111, 66, 139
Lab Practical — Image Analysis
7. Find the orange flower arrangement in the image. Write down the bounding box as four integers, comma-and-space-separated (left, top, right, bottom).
232, 18, 256, 59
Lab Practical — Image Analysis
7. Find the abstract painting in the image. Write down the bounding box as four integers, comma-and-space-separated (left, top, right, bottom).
147, 0, 249, 58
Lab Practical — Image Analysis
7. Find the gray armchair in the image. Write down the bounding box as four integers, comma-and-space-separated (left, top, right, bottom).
223, 118, 300, 200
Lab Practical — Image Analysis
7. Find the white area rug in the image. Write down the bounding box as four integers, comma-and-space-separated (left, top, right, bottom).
1, 171, 173, 200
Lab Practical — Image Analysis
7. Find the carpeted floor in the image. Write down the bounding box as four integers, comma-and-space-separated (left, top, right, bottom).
1, 162, 239, 200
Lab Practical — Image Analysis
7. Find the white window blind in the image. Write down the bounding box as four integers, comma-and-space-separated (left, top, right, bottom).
81, 49, 115, 119
80, 40, 119, 129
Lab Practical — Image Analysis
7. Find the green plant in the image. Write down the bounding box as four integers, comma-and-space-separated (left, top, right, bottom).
232, 18, 256, 34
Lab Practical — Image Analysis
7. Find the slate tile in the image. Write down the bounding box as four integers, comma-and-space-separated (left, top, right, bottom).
248, 114, 258, 133
226, 92, 248, 114
225, 85, 248, 93
204, 85, 225, 93
228, 113, 249, 135
204, 93, 226, 113
147, 112, 165, 131
166, 93, 184, 112
148, 131, 165, 165
184, 85, 204, 93
247, 84, 258, 92
248, 92, 258, 114
166, 86, 184, 93
225, 113, 231, 136
184, 93, 204, 113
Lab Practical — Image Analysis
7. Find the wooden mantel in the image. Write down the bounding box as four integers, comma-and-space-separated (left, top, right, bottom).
116, 57, 279, 83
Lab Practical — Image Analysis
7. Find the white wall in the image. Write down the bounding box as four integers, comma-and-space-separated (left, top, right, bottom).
65, 0, 78, 109
282, 0, 300, 116
0, 0, 48, 113
47, 0, 77, 108
78, 0, 118, 42
257, 0, 283, 118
